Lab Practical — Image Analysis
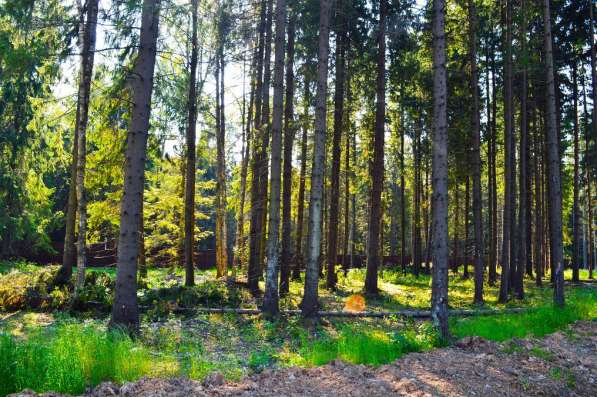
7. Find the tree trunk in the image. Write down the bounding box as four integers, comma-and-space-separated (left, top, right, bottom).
326, 0, 347, 290
400, 90, 406, 274
279, 9, 295, 295
364, 0, 387, 295
533, 105, 544, 286
74, 0, 99, 291
215, 23, 229, 278
301, 0, 332, 317
293, 76, 310, 280
184, 0, 199, 287
248, 0, 268, 292
582, 71, 594, 279
412, 117, 421, 277
590, 1, 597, 164
469, 0, 483, 304
454, 183, 460, 274
464, 176, 470, 279
56, 2, 86, 287
430, 0, 450, 340
499, 0, 513, 303
138, 191, 147, 280
515, 0, 527, 300
542, 0, 565, 307
110, 0, 161, 332
263, 0, 287, 316
489, 33, 498, 286
572, 61, 580, 282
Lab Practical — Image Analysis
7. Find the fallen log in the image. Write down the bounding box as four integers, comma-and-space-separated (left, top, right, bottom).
168, 306, 530, 318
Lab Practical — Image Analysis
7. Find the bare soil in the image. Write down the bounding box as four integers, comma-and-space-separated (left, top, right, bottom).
11, 321, 596, 397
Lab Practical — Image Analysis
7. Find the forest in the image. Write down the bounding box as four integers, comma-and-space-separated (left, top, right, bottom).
0, 0, 596, 395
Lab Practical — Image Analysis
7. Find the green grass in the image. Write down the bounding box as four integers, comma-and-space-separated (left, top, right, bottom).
451, 287, 596, 341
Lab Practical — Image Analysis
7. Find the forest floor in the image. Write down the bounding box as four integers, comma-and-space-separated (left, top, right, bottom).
11, 320, 597, 396
1, 261, 596, 396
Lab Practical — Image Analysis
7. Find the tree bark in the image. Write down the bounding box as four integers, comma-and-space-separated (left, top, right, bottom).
542, 0, 565, 307
248, 0, 268, 292
489, 32, 498, 286
184, 0, 200, 287
279, 9, 295, 295
430, 0, 450, 340
110, 0, 161, 332
590, 0, 597, 162
499, 0, 514, 303
515, 0, 528, 299
468, 0, 483, 304
572, 61, 580, 282
364, 0, 387, 295
412, 117, 422, 277
301, 0, 332, 317
326, 0, 347, 290
582, 71, 594, 279
73, 0, 98, 291
215, 18, 229, 278
56, 1, 86, 287
263, 0, 287, 316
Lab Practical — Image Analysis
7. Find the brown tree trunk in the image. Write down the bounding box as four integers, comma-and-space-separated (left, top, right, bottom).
499, 0, 513, 303
279, 9, 295, 295
470, 0, 484, 304
431, 0, 449, 340
582, 71, 594, 279
215, 21, 229, 278
489, 34, 498, 286
515, 0, 528, 299
73, 0, 98, 291
533, 105, 544, 286
464, 176, 470, 279
110, 0, 161, 332
248, 0, 268, 292
572, 61, 581, 282
542, 0, 565, 307
364, 0, 387, 295
184, 0, 200, 287
293, 76, 310, 280
400, 95, 407, 274
56, 2, 86, 287
412, 117, 422, 277
263, 0, 287, 316
301, 0, 332, 317
326, 0, 347, 290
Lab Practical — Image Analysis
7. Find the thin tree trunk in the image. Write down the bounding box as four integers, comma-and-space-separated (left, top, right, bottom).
184, 0, 200, 287
301, 0, 332, 317
110, 0, 161, 332
464, 176, 470, 279
74, 0, 99, 291
215, 23, 229, 278
515, 0, 528, 299
499, 0, 513, 303
263, 0, 287, 316
489, 33, 498, 286
342, 67, 352, 274
293, 76, 310, 280
412, 117, 421, 277
248, 0, 267, 292
279, 9, 295, 295
582, 71, 594, 279
533, 104, 543, 286
590, 1, 597, 163
56, 1, 86, 287
138, 191, 146, 280
364, 0, 387, 295
326, 0, 347, 290
468, 0, 485, 304
400, 94, 407, 275
542, 0, 565, 307
431, 0, 450, 340
572, 61, 581, 282
454, 183, 460, 274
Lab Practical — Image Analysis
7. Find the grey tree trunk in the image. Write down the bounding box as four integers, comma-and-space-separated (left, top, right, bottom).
430, 0, 450, 340
74, 0, 99, 291
184, 0, 199, 287
469, 0, 483, 305
542, 0, 565, 307
301, 0, 332, 317
582, 73, 594, 279
590, 1, 597, 158
280, 9, 295, 295
110, 0, 161, 332
364, 0, 387, 295
263, 0, 286, 316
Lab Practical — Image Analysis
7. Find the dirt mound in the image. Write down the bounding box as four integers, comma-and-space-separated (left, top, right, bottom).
10, 321, 596, 397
